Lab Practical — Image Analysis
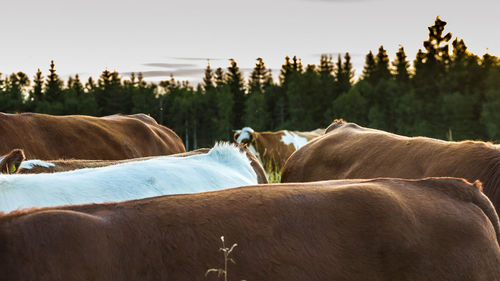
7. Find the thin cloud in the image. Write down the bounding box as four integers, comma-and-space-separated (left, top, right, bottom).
143, 63, 197, 68
121, 69, 205, 78
308, 0, 372, 2
169, 57, 226, 62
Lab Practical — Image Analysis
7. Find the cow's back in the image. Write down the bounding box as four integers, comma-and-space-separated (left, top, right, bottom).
1, 178, 499, 281
282, 121, 500, 214
0, 113, 185, 160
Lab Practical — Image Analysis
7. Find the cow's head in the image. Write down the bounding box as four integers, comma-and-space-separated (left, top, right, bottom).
233, 127, 255, 145
0, 149, 25, 174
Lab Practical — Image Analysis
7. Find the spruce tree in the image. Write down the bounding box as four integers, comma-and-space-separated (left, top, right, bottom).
202, 61, 215, 92
362, 51, 376, 83
86, 77, 96, 92
340, 52, 354, 93
423, 16, 452, 68
279, 56, 293, 85
392, 46, 410, 83
214, 67, 225, 88
45, 60, 63, 102
71, 74, 85, 96
373, 46, 391, 81
31, 69, 44, 101
226, 59, 246, 129
248, 57, 269, 94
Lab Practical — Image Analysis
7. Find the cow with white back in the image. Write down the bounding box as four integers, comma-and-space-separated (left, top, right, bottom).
0, 143, 266, 213
0, 148, 212, 174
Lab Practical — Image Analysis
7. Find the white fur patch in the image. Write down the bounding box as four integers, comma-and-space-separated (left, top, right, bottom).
20, 160, 56, 170
281, 130, 308, 150
235, 127, 254, 143
0, 142, 258, 213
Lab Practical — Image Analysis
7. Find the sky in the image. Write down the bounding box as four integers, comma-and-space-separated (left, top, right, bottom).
1, 0, 499, 85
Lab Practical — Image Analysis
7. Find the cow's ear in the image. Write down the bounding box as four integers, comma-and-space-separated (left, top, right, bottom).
0, 149, 25, 174
233, 132, 241, 142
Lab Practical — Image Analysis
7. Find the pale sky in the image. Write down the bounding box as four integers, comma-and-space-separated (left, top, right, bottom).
1, 0, 499, 85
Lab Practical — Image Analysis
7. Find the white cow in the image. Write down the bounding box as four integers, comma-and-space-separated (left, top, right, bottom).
0, 143, 266, 213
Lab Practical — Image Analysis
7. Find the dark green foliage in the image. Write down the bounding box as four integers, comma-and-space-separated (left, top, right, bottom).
362, 51, 376, 84
202, 62, 215, 92
392, 47, 410, 84
1, 17, 499, 147
45, 60, 64, 103
244, 58, 272, 131
226, 59, 246, 130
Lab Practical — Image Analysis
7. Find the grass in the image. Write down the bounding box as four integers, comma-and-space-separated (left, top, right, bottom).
206, 236, 239, 281
263, 161, 282, 183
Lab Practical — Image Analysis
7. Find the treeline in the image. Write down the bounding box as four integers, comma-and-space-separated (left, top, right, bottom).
2, 17, 500, 149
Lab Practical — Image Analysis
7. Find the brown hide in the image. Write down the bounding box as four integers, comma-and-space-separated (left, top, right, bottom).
282, 120, 500, 215
252, 131, 295, 170
0, 149, 25, 174
0, 113, 185, 160
0, 178, 499, 281
234, 129, 324, 171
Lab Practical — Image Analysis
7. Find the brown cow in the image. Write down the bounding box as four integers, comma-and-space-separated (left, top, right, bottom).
0, 112, 185, 160
0, 177, 499, 280
282, 119, 500, 215
233, 127, 324, 171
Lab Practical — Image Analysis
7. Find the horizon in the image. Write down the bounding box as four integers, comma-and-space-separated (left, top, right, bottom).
1, 0, 499, 85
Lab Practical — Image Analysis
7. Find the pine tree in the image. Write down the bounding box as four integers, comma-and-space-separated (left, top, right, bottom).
362, 51, 376, 83
202, 61, 215, 92
31, 68, 44, 101
373, 46, 391, 81
137, 72, 147, 88
339, 52, 354, 93
214, 67, 225, 88
226, 59, 246, 129
45, 60, 63, 102
86, 77, 96, 91
423, 16, 452, 67
319, 54, 334, 79
248, 57, 269, 94
279, 56, 293, 85
392, 46, 410, 83
71, 74, 85, 96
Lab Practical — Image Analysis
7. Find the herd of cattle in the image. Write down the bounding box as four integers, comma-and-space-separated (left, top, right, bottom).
0, 112, 499, 280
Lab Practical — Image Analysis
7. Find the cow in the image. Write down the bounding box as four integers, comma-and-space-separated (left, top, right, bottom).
0, 148, 211, 174
0, 112, 185, 160
233, 127, 324, 171
282, 119, 500, 215
0, 177, 498, 281
0, 143, 267, 213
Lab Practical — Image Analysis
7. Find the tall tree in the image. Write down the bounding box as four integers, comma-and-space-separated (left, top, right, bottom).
202, 61, 215, 92
45, 60, 63, 102
338, 52, 354, 94
361, 51, 376, 84
31, 69, 44, 102
392, 46, 410, 83
214, 67, 225, 88
226, 59, 246, 129
423, 16, 452, 68
373, 46, 391, 81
